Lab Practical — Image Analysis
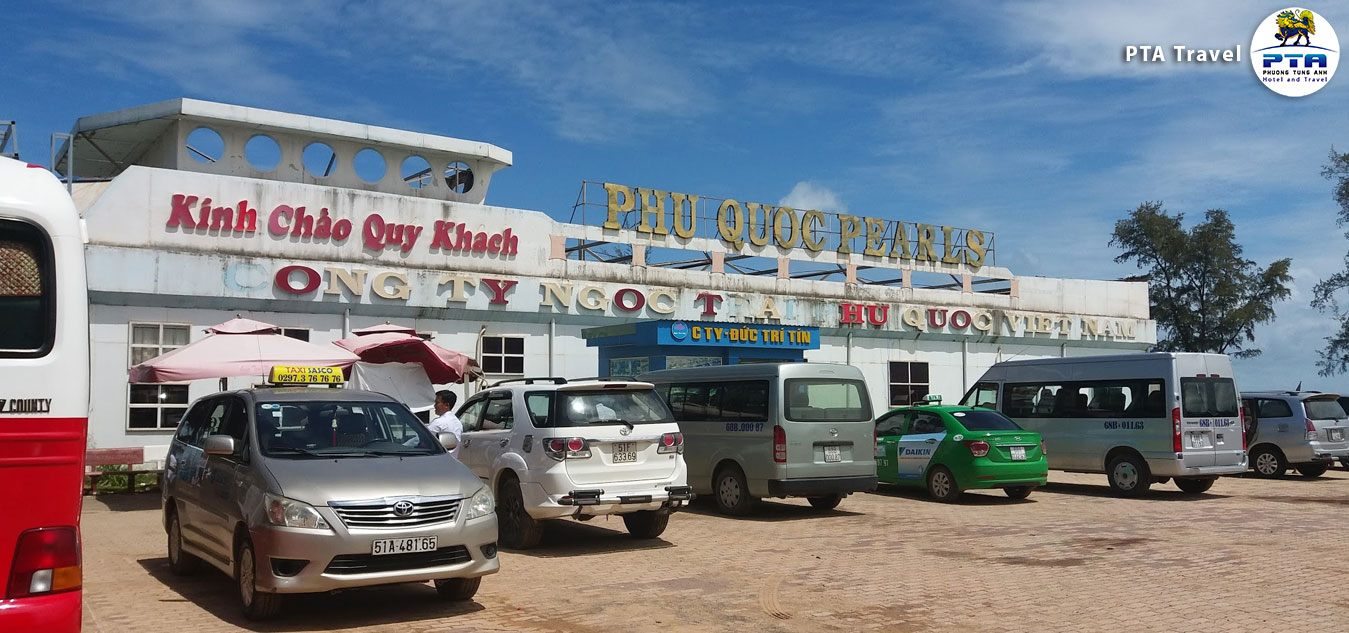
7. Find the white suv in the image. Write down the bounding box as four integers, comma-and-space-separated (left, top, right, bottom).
455, 378, 692, 549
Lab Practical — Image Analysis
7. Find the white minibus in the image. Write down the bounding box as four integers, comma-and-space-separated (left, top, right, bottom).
960, 352, 1246, 496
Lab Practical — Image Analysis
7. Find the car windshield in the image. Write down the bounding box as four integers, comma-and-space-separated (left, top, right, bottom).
1304, 398, 1348, 420
541, 389, 675, 428
784, 379, 872, 422
952, 410, 1022, 431
255, 400, 443, 458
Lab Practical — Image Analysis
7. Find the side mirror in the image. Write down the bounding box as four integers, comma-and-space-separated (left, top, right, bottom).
438, 433, 458, 451
204, 434, 236, 456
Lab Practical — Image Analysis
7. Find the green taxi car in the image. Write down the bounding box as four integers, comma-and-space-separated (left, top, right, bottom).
874, 404, 1048, 502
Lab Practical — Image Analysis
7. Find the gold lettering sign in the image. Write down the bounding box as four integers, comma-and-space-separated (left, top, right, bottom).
600, 182, 993, 269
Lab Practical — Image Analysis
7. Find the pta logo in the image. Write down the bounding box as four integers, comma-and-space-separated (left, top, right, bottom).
1250, 8, 1340, 97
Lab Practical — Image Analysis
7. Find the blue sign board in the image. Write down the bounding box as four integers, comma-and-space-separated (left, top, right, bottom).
653, 321, 819, 350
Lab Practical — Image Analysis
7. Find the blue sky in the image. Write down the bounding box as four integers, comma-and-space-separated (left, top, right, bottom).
6, 0, 1348, 391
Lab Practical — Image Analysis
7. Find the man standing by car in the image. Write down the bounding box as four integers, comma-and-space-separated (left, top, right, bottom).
408, 390, 463, 456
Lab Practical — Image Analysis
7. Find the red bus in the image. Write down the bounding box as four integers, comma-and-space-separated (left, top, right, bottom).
0, 156, 89, 632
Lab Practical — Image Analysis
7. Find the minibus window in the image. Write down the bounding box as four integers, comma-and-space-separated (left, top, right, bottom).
784, 379, 871, 422
1179, 378, 1239, 417
0, 221, 54, 355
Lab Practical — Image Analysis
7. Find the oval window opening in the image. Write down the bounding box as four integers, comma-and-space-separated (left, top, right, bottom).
185, 127, 224, 164
401, 155, 432, 189
302, 142, 338, 178
244, 135, 280, 171
444, 161, 474, 193
354, 148, 387, 183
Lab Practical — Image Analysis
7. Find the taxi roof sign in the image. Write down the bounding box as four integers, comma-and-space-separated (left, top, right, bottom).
919, 394, 943, 405
267, 365, 345, 385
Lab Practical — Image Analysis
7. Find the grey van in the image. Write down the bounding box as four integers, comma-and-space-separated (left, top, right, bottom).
161, 387, 498, 620
1242, 391, 1349, 478
641, 363, 877, 515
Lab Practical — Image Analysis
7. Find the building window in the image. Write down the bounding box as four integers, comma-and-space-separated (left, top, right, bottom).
481, 336, 524, 374
128, 323, 192, 430
888, 361, 930, 406
280, 327, 310, 342
608, 357, 650, 377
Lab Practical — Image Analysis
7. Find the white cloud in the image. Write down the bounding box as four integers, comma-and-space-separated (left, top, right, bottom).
779, 181, 848, 213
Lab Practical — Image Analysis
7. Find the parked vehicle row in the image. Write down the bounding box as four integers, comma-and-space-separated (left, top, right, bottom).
162, 354, 1349, 621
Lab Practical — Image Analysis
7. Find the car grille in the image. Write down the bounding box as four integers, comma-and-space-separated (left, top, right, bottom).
324, 546, 472, 575
328, 496, 463, 529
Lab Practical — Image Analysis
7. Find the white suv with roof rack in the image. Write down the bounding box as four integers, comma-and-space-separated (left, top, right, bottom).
455, 377, 692, 549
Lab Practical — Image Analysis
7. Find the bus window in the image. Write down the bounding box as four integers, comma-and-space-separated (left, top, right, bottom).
0, 221, 53, 355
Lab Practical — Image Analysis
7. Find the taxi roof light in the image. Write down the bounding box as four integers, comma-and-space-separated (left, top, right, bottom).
266, 365, 345, 386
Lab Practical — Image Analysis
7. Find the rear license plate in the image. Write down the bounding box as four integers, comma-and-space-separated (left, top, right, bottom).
612, 442, 637, 463
1331, 428, 1345, 442
372, 536, 436, 556
1010, 446, 1026, 461
824, 445, 841, 462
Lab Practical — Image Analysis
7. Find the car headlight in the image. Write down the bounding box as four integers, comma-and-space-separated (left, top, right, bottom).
264, 493, 331, 530
463, 486, 495, 520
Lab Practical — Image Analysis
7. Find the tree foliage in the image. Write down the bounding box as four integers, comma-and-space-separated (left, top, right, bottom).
1111, 202, 1293, 358
1310, 148, 1349, 375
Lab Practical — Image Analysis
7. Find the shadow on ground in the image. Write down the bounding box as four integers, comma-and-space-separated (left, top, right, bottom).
867, 483, 1036, 506
681, 496, 865, 522
1038, 481, 1230, 501
84, 492, 162, 512
136, 557, 484, 632
504, 518, 676, 558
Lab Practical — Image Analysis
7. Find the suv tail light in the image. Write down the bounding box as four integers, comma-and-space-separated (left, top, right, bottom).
1040, 439, 1047, 455
1239, 407, 1247, 450
542, 437, 591, 461
773, 425, 786, 463
657, 432, 684, 454
1305, 418, 1318, 441
6, 527, 81, 599
964, 440, 990, 458
1172, 407, 1183, 452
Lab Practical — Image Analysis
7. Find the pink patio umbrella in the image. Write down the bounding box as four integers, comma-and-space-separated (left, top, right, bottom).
128, 316, 360, 383
334, 332, 481, 384
351, 322, 418, 336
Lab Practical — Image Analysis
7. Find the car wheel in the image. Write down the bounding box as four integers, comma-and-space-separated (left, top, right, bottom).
434, 576, 482, 601
1106, 453, 1151, 497
621, 510, 670, 539
1296, 463, 1329, 478
1250, 446, 1287, 478
236, 537, 283, 620
166, 511, 201, 576
807, 494, 843, 511
1175, 478, 1215, 494
496, 475, 543, 550
1003, 486, 1034, 500
926, 466, 961, 503
713, 465, 757, 516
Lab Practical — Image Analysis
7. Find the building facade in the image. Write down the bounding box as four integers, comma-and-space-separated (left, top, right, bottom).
63, 99, 1156, 456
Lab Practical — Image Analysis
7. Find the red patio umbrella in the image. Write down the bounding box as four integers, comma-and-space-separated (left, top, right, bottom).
334, 332, 481, 384
129, 316, 360, 383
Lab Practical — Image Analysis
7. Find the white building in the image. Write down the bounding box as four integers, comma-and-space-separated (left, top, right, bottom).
60, 99, 1156, 453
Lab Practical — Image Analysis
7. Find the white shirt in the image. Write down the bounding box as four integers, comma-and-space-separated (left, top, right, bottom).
427, 410, 463, 458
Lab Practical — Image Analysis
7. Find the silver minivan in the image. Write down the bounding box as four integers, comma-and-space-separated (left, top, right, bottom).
641, 363, 877, 515
162, 386, 498, 620
1242, 391, 1349, 478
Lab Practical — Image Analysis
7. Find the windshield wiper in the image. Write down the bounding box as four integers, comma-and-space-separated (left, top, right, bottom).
362, 448, 435, 456
602, 419, 635, 430
267, 447, 378, 458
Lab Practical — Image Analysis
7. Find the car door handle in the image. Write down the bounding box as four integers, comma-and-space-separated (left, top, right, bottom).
499, 439, 509, 447
925, 439, 937, 444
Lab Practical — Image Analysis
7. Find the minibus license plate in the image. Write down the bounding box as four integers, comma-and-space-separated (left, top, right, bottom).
372, 536, 436, 556
612, 442, 637, 463
1010, 446, 1026, 461
824, 445, 841, 462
